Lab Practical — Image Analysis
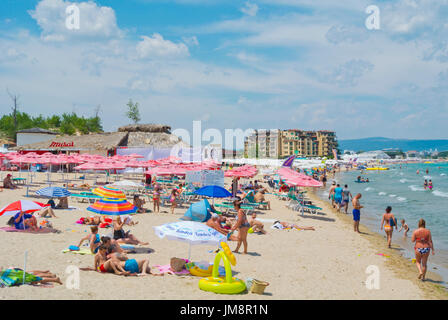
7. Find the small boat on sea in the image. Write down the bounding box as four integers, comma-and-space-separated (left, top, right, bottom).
366, 167, 389, 171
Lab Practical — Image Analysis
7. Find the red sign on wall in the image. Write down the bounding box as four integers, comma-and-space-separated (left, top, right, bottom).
49, 142, 74, 148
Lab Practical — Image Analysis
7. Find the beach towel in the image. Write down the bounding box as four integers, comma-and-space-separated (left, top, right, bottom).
62, 247, 94, 255
153, 264, 190, 275
0, 226, 57, 234
0, 269, 41, 287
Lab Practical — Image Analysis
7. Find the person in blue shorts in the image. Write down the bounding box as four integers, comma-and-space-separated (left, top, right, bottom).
333, 184, 343, 211
352, 193, 363, 233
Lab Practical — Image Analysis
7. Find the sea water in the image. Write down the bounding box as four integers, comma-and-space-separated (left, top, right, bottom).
316, 162, 448, 285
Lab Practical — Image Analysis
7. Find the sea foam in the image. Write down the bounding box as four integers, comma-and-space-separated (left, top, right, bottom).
433, 190, 448, 198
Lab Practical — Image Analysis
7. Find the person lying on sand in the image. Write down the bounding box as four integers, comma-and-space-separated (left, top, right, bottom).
2, 267, 63, 285
206, 214, 238, 241
92, 246, 162, 276
34, 206, 57, 218
272, 220, 315, 231
248, 213, 267, 234
79, 216, 111, 225
115, 258, 163, 276
94, 245, 132, 276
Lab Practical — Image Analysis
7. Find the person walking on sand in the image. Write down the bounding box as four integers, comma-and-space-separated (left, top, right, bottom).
411, 219, 434, 281
380, 206, 397, 248
231, 200, 249, 254
342, 184, 352, 214
352, 193, 363, 233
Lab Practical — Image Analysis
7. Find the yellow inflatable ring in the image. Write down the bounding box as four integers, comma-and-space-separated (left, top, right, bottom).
199, 276, 246, 294
221, 242, 236, 266
190, 265, 213, 277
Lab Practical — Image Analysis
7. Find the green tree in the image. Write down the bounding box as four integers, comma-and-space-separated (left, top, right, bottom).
126, 99, 141, 124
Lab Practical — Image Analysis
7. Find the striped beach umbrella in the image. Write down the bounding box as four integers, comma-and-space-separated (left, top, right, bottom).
91, 185, 126, 199
87, 198, 137, 215
0, 200, 49, 217
36, 186, 71, 198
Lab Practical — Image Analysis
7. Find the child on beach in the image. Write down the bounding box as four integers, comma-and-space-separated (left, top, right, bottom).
399, 219, 410, 237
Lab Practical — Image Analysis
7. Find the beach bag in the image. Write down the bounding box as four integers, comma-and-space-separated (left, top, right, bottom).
170, 257, 186, 272
389, 218, 396, 227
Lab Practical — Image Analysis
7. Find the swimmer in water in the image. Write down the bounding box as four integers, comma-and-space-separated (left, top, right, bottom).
428, 180, 433, 190
416, 170, 420, 175
423, 180, 428, 190
426, 169, 429, 175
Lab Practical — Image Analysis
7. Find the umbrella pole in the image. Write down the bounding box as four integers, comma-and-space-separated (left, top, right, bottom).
188, 243, 191, 261
23, 250, 28, 285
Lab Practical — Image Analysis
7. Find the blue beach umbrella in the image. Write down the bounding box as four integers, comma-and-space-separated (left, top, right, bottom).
36, 186, 71, 198
194, 185, 231, 198
194, 185, 232, 205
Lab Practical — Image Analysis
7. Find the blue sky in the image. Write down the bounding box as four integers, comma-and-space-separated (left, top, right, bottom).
1, 0, 448, 140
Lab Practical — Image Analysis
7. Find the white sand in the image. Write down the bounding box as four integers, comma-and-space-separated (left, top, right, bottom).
0, 171, 445, 299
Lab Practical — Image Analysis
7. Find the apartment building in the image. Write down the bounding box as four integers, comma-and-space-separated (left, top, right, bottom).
244, 129, 337, 159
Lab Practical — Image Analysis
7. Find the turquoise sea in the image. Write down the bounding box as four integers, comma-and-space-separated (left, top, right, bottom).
316, 162, 448, 285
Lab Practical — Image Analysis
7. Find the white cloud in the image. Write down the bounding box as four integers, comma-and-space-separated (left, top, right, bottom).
182, 36, 199, 46
330, 59, 374, 87
136, 34, 190, 59
29, 0, 121, 41
241, 2, 259, 17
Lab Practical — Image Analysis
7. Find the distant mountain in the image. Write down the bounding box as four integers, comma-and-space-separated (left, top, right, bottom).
338, 137, 448, 152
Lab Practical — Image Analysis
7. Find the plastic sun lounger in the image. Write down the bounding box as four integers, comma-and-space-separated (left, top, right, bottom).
214, 203, 254, 213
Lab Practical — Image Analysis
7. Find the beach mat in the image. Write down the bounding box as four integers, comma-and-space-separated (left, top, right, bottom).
62, 247, 94, 255
0, 226, 57, 234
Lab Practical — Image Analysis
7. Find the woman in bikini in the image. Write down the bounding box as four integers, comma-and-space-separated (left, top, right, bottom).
231, 200, 249, 254
411, 219, 435, 281
380, 206, 397, 248
152, 182, 162, 213
169, 188, 178, 214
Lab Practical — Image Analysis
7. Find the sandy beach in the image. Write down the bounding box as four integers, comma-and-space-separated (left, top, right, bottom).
0, 171, 446, 300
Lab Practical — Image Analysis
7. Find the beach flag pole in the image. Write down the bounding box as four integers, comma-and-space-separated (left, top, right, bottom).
188, 243, 191, 261
23, 250, 28, 285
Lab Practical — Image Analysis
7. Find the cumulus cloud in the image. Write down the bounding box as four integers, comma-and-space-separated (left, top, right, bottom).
29, 0, 121, 41
330, 59, 374, 87
240, 2, 259, 17
136, 33, 190, 59
182, 36, 199, 46
325, 25, 369, 44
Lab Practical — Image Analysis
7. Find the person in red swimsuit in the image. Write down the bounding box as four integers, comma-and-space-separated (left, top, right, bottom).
411, 219, 435, 281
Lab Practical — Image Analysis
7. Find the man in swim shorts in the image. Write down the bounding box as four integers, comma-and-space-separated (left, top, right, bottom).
333, 184, 343, 211
352, 193, 363, 233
